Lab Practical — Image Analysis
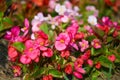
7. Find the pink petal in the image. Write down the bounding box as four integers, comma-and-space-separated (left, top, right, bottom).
20, 55, 31, 64
73, 71, 83, 79
55, 41, 66, 51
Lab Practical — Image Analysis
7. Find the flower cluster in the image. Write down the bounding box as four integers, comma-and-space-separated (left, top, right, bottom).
4, 1, 120, 80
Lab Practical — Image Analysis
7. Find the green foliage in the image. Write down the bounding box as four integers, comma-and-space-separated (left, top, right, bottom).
98, 56, 113, 68
40, 23, 49, 34
12, 42, 25, 52
49, 69, 63, 78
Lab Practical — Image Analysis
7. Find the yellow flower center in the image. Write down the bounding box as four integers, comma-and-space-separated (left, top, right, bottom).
60, 39, 64, 43
29, 48, 33, 52
40, 42, 44, 46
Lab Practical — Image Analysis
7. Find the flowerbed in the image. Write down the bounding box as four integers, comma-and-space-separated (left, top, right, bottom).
2, 0, 120, 80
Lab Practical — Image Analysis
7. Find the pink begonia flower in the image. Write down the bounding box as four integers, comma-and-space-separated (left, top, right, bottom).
20, 55, 31, 64
84, 25, 93, 35
55, 33, 70, 51
42, 48, 53, 57
60, 50, 70, 59
75, 67, 86, 74
25, 47, 40, 60
91, 39, 101, 49
108, 54, 116, 62
34, 57, 40, 63
48, 0, 56, 10
79, 39, 89, 52
87, 59, 93, 67
74, 58, 84, 68
66, 21, 79, 37
8, 46, 18, 62
73, 71, 83, 79
81, 50, 91, 60
64, 0, 72, 9
21, 18, 29, 37
4, 26, 20, 42
35, 38, 48, 51
12, 65, 21, 77
24, 40, 40, 60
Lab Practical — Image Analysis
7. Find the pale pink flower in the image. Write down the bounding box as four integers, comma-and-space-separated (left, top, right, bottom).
64, 0, 72, 9
91, 39, 101, 49
20, 55, 31, 64
49, 0, 56, 10
42, 48, 53, 57
55, 33, 70, 51
12, 65, 21, 77
31, 13, 45, 32
79, 39, 89, 52
55, 4, 67, 15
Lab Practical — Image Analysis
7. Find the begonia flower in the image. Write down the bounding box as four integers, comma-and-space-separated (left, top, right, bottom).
79, 39, 89, 52
91, 39, 101, 49
55, 33, 70, 51
88, 15, 97, 26
12, 65, 21, 77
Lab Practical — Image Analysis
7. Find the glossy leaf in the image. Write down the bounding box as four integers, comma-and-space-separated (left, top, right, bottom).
12, 42, 25, 52
3, 17, 13, 25
31, 67, 46, 78
49, 69, 63, 78
91, 70, 101, 80
40, 23, 49, 34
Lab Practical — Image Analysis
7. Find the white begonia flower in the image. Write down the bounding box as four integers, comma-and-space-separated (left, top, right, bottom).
88, 15, 97, 26
55, 4, 67, 15
31, 33, 35, 40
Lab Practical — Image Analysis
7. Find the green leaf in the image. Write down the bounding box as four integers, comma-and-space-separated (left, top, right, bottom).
98, 56, 113, 68
0, 12, 3, 18
48, 30, 54, 41
91, 70, 101, 80
106, 37, 113, 43
63, 73, 69, 80
91, 47, 95, 56
86, 35, 96, 42
3, 17, 13, 25
40, 23, 49, 34
31, 67, 46, 78
49, 69, 63, 78
108, 28, 115, 35
12, 42, 25, 52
